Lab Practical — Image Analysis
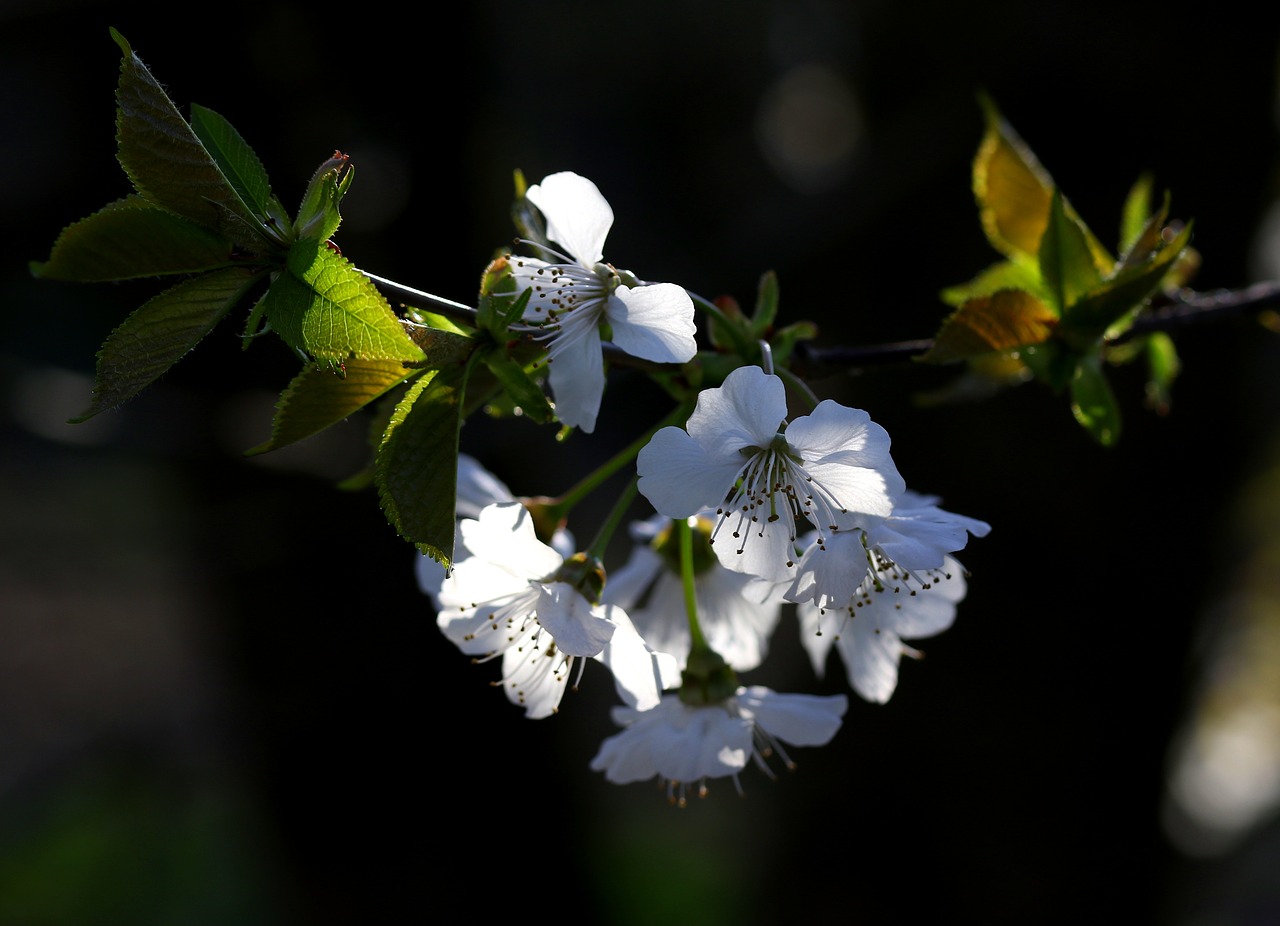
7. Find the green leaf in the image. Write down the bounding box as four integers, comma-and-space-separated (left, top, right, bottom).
263, 238, 428, 365
482, 349, 554, 422
1070, 356, 1121, 446
1039, 188, 1104, 315
189, 103, 290, 236
750, 270, 780, 337
920, 289, 1058, 364
246, 359, 422, 455
402, 321, 477, 370
70, 266, 265, 422
109, 28, 270, 251
1119, 173, 1155, 256
375, 364, 471, 564
32, 196, 234, 281
1144, 331, 1180, 414
1061, 222, 1193, 342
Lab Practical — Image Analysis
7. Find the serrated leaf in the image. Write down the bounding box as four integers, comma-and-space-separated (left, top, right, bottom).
246, 359, 422, 455
32, 196, 234, 281
940, 259, 1045, 307
189, 103, 290, 235
920, 289, 1058, 364
1070, 357, 1121, 446
109, 28, 270, 252
1039, 188, 1104, 314
263, 238, 427, 365
71, 266, 264, 422
1117, 189, 1171, 270
375, 364, 470, 564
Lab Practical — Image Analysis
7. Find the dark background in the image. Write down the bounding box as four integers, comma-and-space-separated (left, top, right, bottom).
4, 1, 1280, 924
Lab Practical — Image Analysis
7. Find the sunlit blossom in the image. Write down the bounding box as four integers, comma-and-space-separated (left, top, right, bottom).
590, 685, 848, 805
510, 171, 697, 433
637, 364, 904, 583
796, 553, 970, 703
435, 502, 672, 718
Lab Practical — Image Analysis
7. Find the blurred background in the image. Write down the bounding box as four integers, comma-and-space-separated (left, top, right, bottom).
4, 1, 1280, 923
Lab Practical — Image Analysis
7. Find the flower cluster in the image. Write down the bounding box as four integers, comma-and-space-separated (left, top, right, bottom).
418, 172, 990, 803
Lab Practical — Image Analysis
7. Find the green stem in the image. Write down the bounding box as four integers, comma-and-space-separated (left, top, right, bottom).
548, 400, 695, 523
677, 517, 711, 652
584, 475, 639, 563
776, 364, 820, 411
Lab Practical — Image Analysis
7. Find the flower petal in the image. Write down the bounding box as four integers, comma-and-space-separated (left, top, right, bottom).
736, 686, 848, 746
545, 320, 605, 433
686, 365, 787, 453
605, 284, 697, 364
637, 427, 743, 518
526, 171, 614, 267
535, 583, 617, 657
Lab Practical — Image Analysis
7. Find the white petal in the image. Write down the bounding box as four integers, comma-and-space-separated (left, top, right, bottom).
595, 605, 680, 711
795, 601, 836, 678
456, 502, 563, 578
605, 284, 697, 364
545, 321, 605, 433
500, 641, 571, 719
526, 172, 614, 266
535, 584, 617, 657
787, 402, 905, 517
837, 620, 903, 704
686, 365, 787, 453
736, 686, 847, 746
455, 453, 516, 517
711, 512, 798, 584
637, 427, 742, 518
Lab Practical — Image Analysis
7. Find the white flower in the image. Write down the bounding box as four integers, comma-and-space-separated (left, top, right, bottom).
602, 511, 784, 672
796, 553, 970, 703
637, 364, 905, 583
787, 491, 990, 611
510, 171, 698, 433
415, 453, 574, 602
589, 686, 848, 805
435, 501, 670, 718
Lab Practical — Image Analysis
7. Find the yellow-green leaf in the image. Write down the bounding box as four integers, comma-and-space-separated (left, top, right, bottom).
246, 359, 422, 455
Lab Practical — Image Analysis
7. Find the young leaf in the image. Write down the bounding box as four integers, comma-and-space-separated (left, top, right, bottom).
70, 266, 266, 422
482, 350, 555, 423
375, 364, 470, 564
1144, 331, 1180, 414
32, 196, 234, 281
973, 98, 1112, 272
263, 238, 428, 365
1061, 223, 1193, 342
246, 359, 423, 455
110, 28, 270, 252
294, 152, 353, 243
1119, 174, 1155, 256
189, 103, 291, 238
920, 289, 1057, 364
1039, 188, 1104, 315
973, 97, 1055, 262
751, 270, 780, 337
940, 259, 1045, 307
1070, 356, 1121, 446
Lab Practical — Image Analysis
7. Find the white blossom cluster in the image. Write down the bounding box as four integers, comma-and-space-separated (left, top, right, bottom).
418, 172, 989, 804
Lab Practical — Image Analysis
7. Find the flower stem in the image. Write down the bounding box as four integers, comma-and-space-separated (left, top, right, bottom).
677, 517, 711, 652
549, 401, 695, 522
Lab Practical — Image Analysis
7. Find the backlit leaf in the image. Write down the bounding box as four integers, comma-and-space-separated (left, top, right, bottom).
70, 266, 265, 422
920, 289, 1057, 364
32, 196, 234, 281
